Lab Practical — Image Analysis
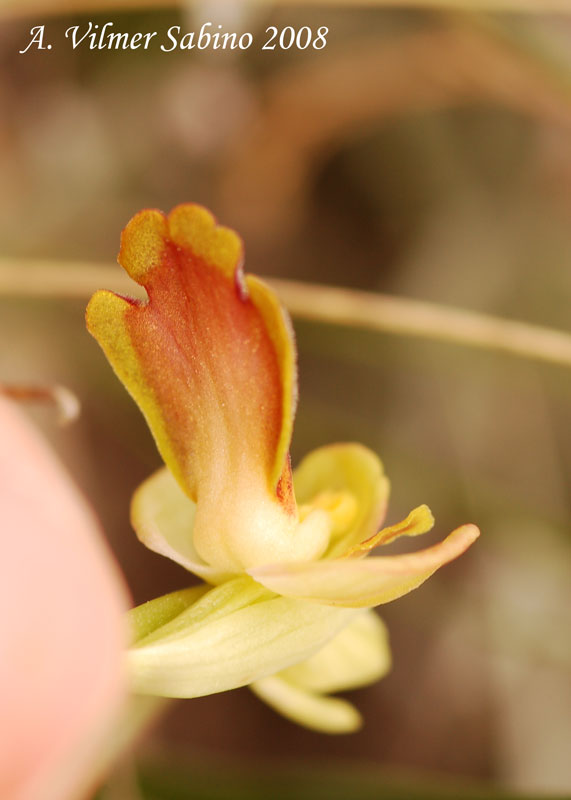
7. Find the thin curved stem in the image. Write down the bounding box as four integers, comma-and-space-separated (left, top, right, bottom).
271, 279, 571, 369
1, 258, 571, 368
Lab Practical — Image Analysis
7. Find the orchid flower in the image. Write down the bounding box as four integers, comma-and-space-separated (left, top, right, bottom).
0, 395, 127, 800
86, 204, 479, 733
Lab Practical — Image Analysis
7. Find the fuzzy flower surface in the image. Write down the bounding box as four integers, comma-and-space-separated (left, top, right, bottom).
86, 204, 479, 733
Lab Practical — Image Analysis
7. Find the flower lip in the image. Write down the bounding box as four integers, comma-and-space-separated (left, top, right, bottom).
87, 204, 322, 572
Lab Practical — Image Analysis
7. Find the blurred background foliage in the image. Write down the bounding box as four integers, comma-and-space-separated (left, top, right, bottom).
1, 1, 570, 798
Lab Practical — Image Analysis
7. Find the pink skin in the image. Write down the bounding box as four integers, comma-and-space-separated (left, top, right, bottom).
0, 397, 128, 800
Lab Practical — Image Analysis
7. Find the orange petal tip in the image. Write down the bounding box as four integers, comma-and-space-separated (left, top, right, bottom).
168, 204, 244, 281
119, 209, 168, 284
119, 204, 244, 287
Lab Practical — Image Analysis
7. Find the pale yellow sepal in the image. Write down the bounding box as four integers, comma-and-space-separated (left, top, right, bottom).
128, 585, 209, 643
250, 676, 362, 734
293, 444, 390, 558
127, 577, 357, 697
279, 610, 391, 693
249, 524, 480, 608
250, 611, 390, 733
131, 467, 233, 585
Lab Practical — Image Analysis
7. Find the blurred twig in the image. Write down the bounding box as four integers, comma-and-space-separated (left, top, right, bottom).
271, 278, 571, 369
0, 259, 140, 300
219, 21, 571, 238
1, 258, 571, 369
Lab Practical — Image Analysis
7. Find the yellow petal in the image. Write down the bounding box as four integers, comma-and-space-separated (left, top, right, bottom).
344, 504, 434, 558
250, 676, 362, 734
278, 610, 391, 694
248, 524, 480, 608
293, 444, 390, 558
128, 577, 357, 697
130, 467, 232, 584
251, 611, 389, 732
87, 205, 329, 573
